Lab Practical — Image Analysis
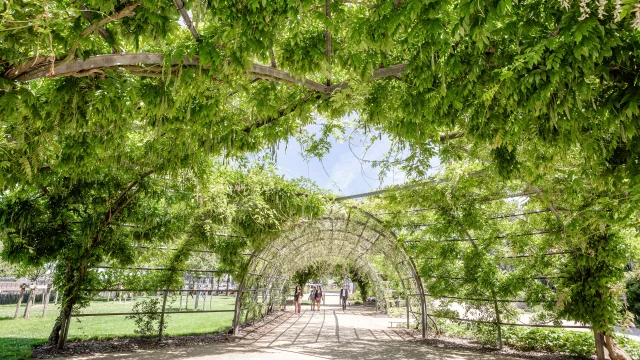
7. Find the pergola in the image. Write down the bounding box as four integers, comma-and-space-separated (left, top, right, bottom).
2, 2, 637, 359
232, 202, 427, 337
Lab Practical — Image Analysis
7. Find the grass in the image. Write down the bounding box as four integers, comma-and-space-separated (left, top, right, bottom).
0, 294, 236, 360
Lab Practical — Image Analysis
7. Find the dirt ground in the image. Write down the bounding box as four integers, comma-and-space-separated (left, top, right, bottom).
45, 294, 586, 360
51, 304, 525, 360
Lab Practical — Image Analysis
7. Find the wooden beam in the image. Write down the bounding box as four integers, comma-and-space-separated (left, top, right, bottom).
7, 53, 409, 95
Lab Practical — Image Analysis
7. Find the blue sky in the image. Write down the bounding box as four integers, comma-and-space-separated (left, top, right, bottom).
267, 124, 440, 197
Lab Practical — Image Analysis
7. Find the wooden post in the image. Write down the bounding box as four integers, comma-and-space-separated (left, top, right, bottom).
493, 298, 503, 349
43, 285, 51, 318
14, 285, 26, 319
194, 287, 200, 309
594, 330, 606, 360
158, 290, 169, 340
23, 285, 36, 319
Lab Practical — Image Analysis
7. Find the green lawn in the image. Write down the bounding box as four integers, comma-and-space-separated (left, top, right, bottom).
0, 295, 236, 360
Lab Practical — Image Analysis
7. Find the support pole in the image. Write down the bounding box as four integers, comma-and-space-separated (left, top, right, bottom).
232, 283, 245, 335
406, 295, 410, 329
594, 331, 606, 360
158, 289, 169, 339
493, 298, 503, 349
408, 257, 428, 338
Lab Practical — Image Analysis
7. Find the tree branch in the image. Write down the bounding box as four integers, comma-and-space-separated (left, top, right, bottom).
439, 131, 464, 143
269, 48, 277, 68
65, 1, 141, 61
107, 170, 153, 224
243, 92, 322, 133
172, 0, 201, 42
79, 4, 120, 53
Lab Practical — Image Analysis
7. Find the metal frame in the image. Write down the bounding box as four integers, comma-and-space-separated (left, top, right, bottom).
232, 204, 427, 337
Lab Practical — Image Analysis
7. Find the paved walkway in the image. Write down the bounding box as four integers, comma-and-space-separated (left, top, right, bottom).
63, 302, 523, 360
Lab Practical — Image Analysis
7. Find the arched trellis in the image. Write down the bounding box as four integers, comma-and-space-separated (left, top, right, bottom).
232, 203, 428, 337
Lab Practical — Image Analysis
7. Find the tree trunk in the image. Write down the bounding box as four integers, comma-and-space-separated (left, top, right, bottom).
57, 308, 72, 350
50, 259, 86, 349
604, 334, 633, 360
202, 291, 207, 310
14, 286, 26, 319
23, 287, 36, 319
226, 276, 230, 296
48, 316, 63, 345
194, 290, 200, 309
48, 299, 73, 349
54, 290, 59, 305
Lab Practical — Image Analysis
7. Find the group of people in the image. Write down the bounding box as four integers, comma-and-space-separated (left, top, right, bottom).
292, 284, 350, 315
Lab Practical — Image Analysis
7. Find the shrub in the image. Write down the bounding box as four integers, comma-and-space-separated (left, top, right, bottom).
615, 335, 640, 359
502, 327, 595, 357
352, 300, 363, 305
125, 298, 166, 337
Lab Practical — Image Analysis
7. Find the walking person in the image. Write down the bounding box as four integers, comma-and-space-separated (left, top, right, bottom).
315, 286, 323, 311
340, 285, 349, 311
293, 284, 302, 316
309, 286, 317, 311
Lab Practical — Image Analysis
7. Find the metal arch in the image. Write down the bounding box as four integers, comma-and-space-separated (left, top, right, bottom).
248, 214, 387, 263
255, 233, 387, 290
239, 241, 387, 328
254, 229, 410, 293
255, 230, 421, 329
233, 204, 428, 337
250, 215, 390, 277
249, 227, 383, 279
239, 215, 420, 328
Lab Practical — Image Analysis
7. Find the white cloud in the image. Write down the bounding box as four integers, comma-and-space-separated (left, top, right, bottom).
325, 154, 361, 194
